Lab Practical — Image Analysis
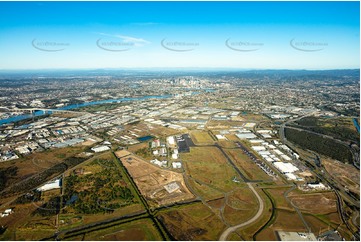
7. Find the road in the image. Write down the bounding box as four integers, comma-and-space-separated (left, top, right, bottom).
186, 136, 272, 241
314, 165, 360, 234
279, 111, 318, 145
214, 143, 251, 182
219, 183, 264, 241
280, 113, 360, 170
2, 107, 87, 115
192, 142, 265, 183
285, 125, 351, 145
284, 184, 311, 232
285, 125, 360, 169
279, 114, 360, 237
282, 128, 360, 208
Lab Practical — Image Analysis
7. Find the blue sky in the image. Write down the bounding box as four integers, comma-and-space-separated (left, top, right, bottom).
0, 1, 359, 70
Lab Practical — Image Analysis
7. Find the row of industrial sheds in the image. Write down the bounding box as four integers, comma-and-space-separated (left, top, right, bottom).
236, 129, 301, 181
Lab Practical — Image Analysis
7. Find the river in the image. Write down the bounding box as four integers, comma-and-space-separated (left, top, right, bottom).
353, 118, 360, 133
0, 88, 216, 126
0, 94, 172, 125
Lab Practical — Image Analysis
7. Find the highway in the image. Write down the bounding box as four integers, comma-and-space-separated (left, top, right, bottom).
279, 113, 360, 170
219, 183, 264, 241
279, 114, 360, 237
284, 125, 360, 169
280, 121, 360, 208
1, 107, 87, 115
279, 112, 318, 145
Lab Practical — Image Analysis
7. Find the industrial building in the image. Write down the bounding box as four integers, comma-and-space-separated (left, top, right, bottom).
91, 145, 110, 153
37, 178, 61, 192
244, 122, 256, 128
172, 161, 182, 169
273, 162, 299, 173
249, 139, 265, 144
277, 231, 317, 241
252, 146, 267, 151
150, 159, 167, 167
216, 134, 227, 140
167, 136, 175, 146
236, 132, 257, 139
307, 182, 326, 190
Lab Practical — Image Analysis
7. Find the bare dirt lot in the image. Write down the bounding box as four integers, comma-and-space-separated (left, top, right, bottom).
114, 149, 132, 158
145, 123, 181, 138
118, 154, 194, 207
322, 158, 360, 196
288, 192, 338, 214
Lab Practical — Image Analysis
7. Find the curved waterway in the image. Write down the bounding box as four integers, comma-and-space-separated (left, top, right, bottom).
353, 118, 360, 133
0, 95, 171, 125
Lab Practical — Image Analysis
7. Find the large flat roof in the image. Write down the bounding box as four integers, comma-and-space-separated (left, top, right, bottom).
273, 162, 299, 173
277, 231, 317, 241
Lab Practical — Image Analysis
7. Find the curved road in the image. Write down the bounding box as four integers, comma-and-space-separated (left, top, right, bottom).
219, 183, 264, 241
284, 184, 311, 232
280, 113, 360, 170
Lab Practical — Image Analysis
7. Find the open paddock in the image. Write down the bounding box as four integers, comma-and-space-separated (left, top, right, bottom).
186, 175, 224, 201
60, 203, 145, 231
158, 202, 226, 240
265, 188, 294, 210
303, 213, 341, 236
223, 204, 256, 226
288, 192, 338, 214
189, 130, 214, 145
146, 124, 181, 138
181, 147, 240, 195
226, 186, 257, 210
15, 228, 56, 241
255, 209, 307, 240
208, 197, 225, 209
322, 158, 359, 196
234, 187, 273, 241
82, 218, 163, 241
225, 149, 270, 181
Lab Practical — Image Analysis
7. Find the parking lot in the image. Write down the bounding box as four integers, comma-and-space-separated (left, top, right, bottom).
176, 134, 195, 153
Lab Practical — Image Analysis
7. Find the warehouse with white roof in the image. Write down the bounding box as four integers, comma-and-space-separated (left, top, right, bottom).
236, 133, 257, 139
273, 162, 299, 173
37, 179, 61, 192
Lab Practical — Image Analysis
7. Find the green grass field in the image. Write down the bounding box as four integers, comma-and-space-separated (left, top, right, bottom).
225, 148, 271, 181
158, 202, 226, 240
235, 188, 273, 241
190, 130, 215, 144
14, 228, 56, 241
82, 218, 163, 241
181, 147, 241, 199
